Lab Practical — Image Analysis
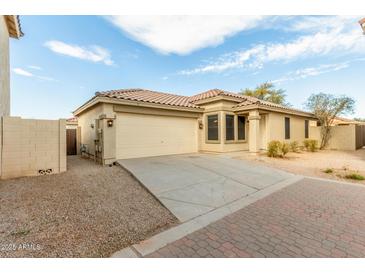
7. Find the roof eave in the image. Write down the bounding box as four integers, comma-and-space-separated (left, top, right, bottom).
5, 15, 23, 39
73, 96, 99, 116
73, 96, 204, 116
234, 104, 316, 118
192, 95, 244, 105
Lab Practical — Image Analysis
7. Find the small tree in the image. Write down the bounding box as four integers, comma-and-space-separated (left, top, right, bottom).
240, 82, 290, 106
354, 117, 365, 122
305, 93, 355, 149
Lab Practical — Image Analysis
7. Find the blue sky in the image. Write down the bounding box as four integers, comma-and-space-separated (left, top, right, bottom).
10, 15, 365, 119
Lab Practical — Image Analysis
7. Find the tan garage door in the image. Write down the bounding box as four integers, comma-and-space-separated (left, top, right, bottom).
116, 113, 198, 159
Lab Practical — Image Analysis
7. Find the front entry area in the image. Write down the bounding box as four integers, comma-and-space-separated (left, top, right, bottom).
116, 113, 198, 159
118, 153, 293, 222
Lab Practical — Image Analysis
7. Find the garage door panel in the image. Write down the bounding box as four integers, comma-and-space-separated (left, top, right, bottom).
116, 113, 198, 159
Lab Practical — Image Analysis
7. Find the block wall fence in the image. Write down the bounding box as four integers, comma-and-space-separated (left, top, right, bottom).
0, 117, 66, 179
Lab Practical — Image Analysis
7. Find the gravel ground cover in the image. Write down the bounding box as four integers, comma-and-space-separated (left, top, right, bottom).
0, 156, 177, 257
231, 149, 365, 184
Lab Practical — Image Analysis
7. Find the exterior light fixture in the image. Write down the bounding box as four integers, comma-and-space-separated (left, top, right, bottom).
107, 119, 113, 127
360, 18, 365, 34
90, 123, 94, 129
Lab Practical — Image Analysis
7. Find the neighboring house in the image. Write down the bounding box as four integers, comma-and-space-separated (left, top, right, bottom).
331, 117, 365, 126
74, 88, 316, 164
0, 15, 23, 117
66, 117, 78, 129
0, 16, 66, 179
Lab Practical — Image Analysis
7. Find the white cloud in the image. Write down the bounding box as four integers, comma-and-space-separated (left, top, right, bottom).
13, 67, 57, 81
179, 16, 365, 75
44, 40, 114, 65
13, 68, 34, 77
28, 65, 42, 70
37, 76, 57, 82
272, 62, 350, 84
105, 15, 265, 55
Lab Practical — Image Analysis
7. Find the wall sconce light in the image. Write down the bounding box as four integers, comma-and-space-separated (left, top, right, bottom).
107, 119, 114, 127
198, 119, 203, 129
90, 123, 94, 129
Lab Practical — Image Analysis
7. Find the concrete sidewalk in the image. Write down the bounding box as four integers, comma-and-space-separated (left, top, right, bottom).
118, 153, 293, 222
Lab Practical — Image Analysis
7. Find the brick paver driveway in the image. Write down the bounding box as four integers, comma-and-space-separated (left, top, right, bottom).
147, 178, 365, 258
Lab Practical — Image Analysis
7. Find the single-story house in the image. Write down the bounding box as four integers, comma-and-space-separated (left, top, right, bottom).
73, 88, 317, 164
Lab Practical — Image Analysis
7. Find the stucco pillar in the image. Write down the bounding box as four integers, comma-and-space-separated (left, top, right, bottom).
248, 110, 261, 153
59, 119, 67, 173
99, 114, 116, 165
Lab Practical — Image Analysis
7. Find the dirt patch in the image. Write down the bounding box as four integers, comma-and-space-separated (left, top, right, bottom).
0, 156, 177, 258
231, 149, 365, 184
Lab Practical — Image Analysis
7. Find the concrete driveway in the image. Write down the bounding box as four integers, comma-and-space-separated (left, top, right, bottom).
118, 153, 292, 222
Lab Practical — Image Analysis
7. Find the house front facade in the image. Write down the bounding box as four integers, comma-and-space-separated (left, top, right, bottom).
74, 88, 316, 164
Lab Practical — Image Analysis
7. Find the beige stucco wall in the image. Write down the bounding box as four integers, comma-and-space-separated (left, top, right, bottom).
0, 16, 10, 117
66, 124, 78, 129
75, 99, 318, 161
77, 103, 199, 162
198, 101, 249, 153
266, 112, 315, 146
310, 125, 357, 150
116, 112, 198, 159
77, 103, 104, 157
0, 117, 66, 179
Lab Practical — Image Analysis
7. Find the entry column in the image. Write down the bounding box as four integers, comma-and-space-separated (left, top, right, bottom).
248, 110, 260, 153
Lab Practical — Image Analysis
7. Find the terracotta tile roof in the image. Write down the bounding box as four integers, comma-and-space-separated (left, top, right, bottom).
234, 97, 314, 115
4, 15, 23, 38
234, 97, 286, 108
66, 117, 78, 123
189, 89, 310, 114
96, 88, 200, 109
189, 89, 247, 102
93, 88, 312, 116
332, 117, 365, 125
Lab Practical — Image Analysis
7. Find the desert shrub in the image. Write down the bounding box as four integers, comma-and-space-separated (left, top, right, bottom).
303, 139, 318, 152
267, 141, 282, 158
323, 168, 333, 174
344, 173, 365, 180
289, 141, 300, 152
281, 142, 290, 156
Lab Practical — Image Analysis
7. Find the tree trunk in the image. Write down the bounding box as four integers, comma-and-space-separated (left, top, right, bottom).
320, 126, 332, 149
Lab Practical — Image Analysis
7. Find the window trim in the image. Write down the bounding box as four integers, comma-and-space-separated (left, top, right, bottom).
237, 115, 246, 141
305, 119, 309, 139
225, 114, 235, 142
285, 117, 290, 140
205, 113, 220, 144
224, 113, 248, 144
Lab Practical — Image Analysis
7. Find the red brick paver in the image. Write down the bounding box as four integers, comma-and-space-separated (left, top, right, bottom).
147, 178, 365, 258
